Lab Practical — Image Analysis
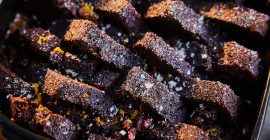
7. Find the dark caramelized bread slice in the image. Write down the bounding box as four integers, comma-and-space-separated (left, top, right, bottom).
145, 0, 224, 47
43, 69, 115, 118
144, 122, 209, 140
52, 0, 98, 21
10, 97, 80, 140
167, 37, 261, 82
96, 0, 146, 34
176, 123, 210, 140
90, 68, 121, 91
0, 0, 266, 139
21, 27, 96, 81
202, 2, 269, 37
88, 133, 112, 140
64, 19, 143, 70
22, 28, 62, 57
0, 65, 35, 98
34, 105, 80, 140
118, 67, 186, 123
185, 78, 240, 120
10, 97, 32, 123
133, 32, 193, 78
58, 52, 97, 81
217, 41, 261, 80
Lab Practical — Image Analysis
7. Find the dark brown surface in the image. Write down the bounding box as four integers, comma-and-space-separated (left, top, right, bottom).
133, 32, 193, 79
64, 19, 142, 70
88, 133, 112, 140
185, 78, 240, 120
22, 28, 61, 57
119, 67, 186, 123
217, 41, 261, 80
10, 97, 32, 124
43, 69, 114, 118
96, 0, 146, 34
0, 65, 35, 99
33, 105, 80, 140
9, 97, 80, 140
0, 0, 268, 139
202, 2, 269, 37
21, 27, 97, 81
145, 0, 225, 47
52, 0, 98, 21
58, 52, 96, 82
143, 122, 209, 140
90, 68, 120, 91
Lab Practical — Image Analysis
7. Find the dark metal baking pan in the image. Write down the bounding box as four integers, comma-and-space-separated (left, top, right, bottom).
252, 68, 270, 140
0, 0, 269, 139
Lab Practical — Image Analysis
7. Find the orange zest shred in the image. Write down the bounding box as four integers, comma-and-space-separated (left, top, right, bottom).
95, 117, 104, 126
110, 117, 119, 125
124, 119, 132, 128
81, 2, 94, 14
119, 109, 125, 117
37, 36, 48, 45
32, 83, 39, 94
131, 110, 139, 119
32, 83, 42, 102
82, 114, 89, 121
82, 92, 89, 100
53, 47, 64, 54
35, 105, 52, 124
47, 101, 58, 105
66, 110, 71, 116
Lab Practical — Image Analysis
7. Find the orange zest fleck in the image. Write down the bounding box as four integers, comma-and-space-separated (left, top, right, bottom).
81, 2, 94, 14
119, 109, 125, 117
131, 110, 139, 119
32, 83, 42, 102
95, 117, 104, 126
35, 105, 52, 124
82, 114, 89, 121
53, 47, 64, 55
82, 92, 89, 100
37, 36, 48, 45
